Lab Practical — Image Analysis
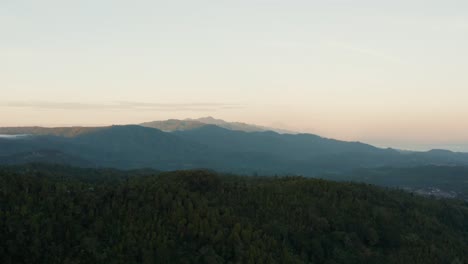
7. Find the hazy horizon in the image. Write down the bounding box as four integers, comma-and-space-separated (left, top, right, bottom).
2, 0, 467, 151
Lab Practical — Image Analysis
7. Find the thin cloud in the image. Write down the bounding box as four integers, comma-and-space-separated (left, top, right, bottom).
325, 41, 406, 64
1, 101, 245, 112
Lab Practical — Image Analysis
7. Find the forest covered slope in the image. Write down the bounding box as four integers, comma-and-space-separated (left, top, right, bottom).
1, 165, 467, 264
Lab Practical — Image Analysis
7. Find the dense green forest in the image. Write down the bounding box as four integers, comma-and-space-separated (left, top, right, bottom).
1, 165, 467, 263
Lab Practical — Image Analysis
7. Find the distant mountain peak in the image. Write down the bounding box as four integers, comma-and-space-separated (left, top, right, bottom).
426, 149, 455, 155
194, 116, 218, 121
141, 117, 293, 134
428, 149, 453, 153
192, 116, 226, 124
140, 119, 206, 132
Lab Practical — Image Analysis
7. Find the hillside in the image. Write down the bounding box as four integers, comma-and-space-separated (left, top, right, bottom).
1, 166, 467, 263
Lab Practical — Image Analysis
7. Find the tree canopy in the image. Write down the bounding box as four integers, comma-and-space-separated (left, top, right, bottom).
1, 165, 467, 263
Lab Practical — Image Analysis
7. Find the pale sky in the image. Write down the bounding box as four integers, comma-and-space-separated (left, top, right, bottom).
1, 0, 468, 151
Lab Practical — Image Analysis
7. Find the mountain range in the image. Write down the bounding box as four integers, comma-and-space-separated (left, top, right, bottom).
1, 117, 468, 174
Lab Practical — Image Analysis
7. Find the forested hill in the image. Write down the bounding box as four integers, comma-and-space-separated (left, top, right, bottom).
1, 165, 467, 263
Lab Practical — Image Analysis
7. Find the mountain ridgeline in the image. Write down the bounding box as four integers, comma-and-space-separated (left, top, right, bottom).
1, 119, 468, 175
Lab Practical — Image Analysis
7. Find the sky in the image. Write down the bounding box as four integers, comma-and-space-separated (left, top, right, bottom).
1, 0, 468, 151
